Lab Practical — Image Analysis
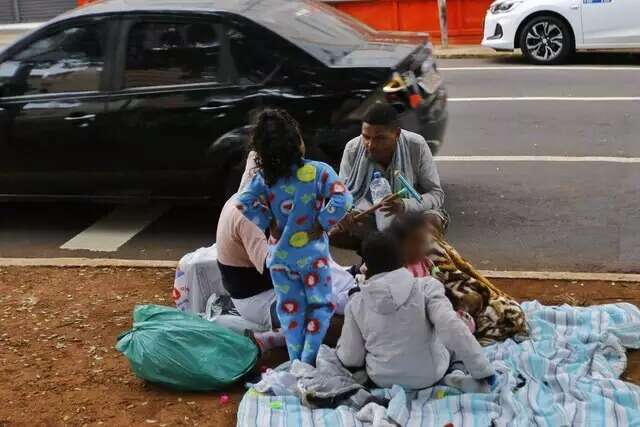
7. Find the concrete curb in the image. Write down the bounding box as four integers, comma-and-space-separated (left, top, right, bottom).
1, 257, 639, 282
434, 50, 519, 59
481, 270, 640, 283
0, 257, 178, 268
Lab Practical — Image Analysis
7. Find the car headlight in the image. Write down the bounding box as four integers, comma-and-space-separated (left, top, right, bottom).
490, 0, 522, 14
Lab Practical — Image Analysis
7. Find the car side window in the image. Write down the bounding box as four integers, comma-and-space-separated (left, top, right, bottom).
0, 23, 107, 97
226, 26, 278, 85
224, 19, 320, 86
125, 21, 223, 88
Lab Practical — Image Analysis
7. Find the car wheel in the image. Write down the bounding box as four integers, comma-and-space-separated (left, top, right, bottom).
520, 16, 573, 65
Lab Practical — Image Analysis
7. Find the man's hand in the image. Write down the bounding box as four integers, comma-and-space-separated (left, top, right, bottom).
380, 198, 405, 217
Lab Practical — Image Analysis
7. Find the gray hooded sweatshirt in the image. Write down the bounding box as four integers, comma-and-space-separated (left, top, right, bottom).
336, 268, 493, 389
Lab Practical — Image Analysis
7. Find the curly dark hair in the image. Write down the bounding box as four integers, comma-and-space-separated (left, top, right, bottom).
250, 109, 304, 186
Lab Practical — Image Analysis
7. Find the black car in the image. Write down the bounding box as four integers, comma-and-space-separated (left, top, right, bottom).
0, 0, 447, 202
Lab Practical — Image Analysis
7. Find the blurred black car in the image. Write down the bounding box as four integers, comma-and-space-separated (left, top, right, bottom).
0, 0, 447, 202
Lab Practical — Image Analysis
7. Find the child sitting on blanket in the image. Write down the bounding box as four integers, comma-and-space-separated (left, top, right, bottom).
336, 232, 495, 390
389, 212, 476, 333
389, 212, 437, 278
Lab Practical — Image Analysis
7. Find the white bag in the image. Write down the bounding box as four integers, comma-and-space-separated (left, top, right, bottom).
172, 246, 355, 317
172, 244, 228, 314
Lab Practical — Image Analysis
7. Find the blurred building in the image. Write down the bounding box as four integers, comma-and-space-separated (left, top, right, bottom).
328, 0, 491, 44
1, 0, 491, 44
0, 0, 76, 24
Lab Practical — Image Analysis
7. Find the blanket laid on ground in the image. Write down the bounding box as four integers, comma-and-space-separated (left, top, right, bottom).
237, 301, 640, 427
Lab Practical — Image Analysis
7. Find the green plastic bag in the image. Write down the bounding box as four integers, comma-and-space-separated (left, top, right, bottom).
116, 304, 259, 391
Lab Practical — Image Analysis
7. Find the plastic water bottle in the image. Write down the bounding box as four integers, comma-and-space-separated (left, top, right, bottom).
370, 171, 393, 231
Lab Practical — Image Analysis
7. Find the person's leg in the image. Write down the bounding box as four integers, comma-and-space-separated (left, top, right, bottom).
214, 314, 267, 333
269, 300, 281, 329
271, 269, 306, 361
235, 291, 286, 352
300, 266, 335, 364
252, 329, 286, 353
442, 350, 495, 393
218, 291, 286, 352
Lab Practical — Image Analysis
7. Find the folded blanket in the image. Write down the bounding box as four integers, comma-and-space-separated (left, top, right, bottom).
237, 301, 640, 427
426, 234, 529, 345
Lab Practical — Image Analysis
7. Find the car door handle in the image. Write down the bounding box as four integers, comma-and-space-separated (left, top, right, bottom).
65, 114, 96, 121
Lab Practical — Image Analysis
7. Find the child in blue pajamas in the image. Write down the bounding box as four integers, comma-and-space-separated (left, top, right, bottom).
235, 109, 352, 364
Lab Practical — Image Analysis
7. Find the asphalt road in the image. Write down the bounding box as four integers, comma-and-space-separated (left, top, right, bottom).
1, 54, 640, 272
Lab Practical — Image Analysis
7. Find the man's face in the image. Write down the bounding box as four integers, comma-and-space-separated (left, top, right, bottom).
361, 122, 399, 165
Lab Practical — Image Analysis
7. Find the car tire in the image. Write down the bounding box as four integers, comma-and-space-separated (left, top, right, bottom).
520, 16, 573, 65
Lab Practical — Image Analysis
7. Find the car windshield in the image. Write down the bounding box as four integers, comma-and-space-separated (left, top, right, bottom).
247, 0, 375, 64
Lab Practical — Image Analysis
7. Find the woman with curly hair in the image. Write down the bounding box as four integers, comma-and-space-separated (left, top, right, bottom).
235, 109, 352, 364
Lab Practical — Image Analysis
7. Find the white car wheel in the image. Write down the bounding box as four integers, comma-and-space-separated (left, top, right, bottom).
520, 16, 573, 65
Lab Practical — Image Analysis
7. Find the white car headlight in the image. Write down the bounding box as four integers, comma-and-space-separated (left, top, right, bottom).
489, 0, 523, 14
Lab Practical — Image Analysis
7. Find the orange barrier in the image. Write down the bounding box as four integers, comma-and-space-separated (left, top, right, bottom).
76, 0, 490, 44
333, 0, 491, 44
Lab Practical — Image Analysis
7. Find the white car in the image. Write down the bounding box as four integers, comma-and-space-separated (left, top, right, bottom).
482, 0, 640, 64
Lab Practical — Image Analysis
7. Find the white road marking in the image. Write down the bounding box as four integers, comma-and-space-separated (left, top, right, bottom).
0, 22, 42, 31
440, 66, 640, 71
436, 155, 640, 163
60, 204, 169, 252
449, 96, 640, 102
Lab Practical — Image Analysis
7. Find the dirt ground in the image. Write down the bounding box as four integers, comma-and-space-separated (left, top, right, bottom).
0, 267, 638, 427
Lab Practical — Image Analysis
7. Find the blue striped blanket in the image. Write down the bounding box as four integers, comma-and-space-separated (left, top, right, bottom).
237, 301, 640, 427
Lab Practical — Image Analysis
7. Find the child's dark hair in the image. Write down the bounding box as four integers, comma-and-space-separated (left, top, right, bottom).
388, 211, 427, 243
250, 109, 304, 185
361, 232, 403, 278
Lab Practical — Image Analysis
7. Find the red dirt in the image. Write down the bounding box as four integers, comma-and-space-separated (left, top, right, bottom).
0, 267, 638, 426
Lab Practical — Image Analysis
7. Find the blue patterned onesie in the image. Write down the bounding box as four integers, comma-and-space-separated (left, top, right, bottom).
236, 160, 352, 363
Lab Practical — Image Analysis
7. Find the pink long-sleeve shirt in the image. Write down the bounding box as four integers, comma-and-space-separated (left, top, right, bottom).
216, 151, 268, 272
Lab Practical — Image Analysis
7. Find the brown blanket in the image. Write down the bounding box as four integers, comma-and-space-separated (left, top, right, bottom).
426, 234, 528, 345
